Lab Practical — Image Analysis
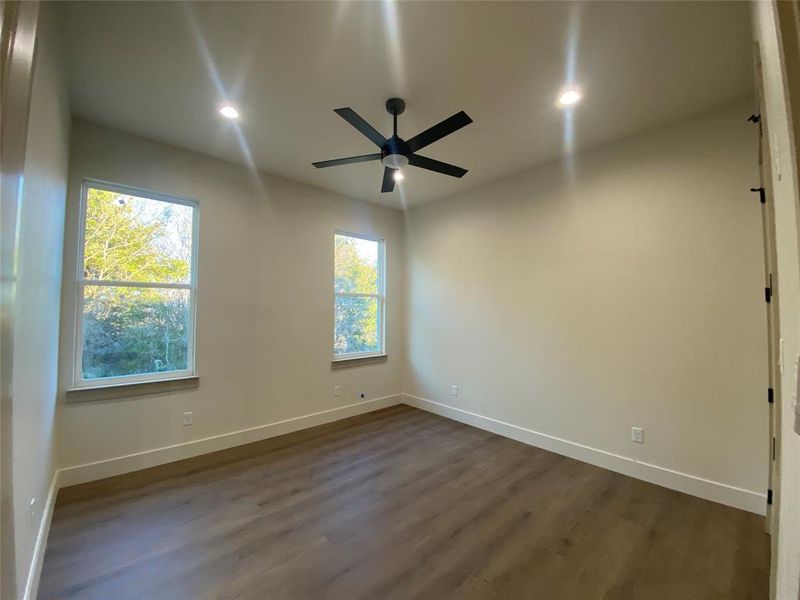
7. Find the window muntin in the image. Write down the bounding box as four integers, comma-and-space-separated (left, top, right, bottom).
334, 232, 385, 358
75, 181, 198, 385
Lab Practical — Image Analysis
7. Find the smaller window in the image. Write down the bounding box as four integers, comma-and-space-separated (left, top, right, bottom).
334, 232, 385, 359
74, 181, 198, 386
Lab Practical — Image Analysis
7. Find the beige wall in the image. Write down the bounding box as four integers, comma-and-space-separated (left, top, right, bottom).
753, 2, 800, 598
12, 5, 793, 597
57, 120, 404, 476
404, 101, 768, 513
12, 6, 70, 598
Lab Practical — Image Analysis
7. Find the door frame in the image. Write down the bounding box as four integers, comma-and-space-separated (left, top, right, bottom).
753, 47, 780, 534
0, 1, 41, 598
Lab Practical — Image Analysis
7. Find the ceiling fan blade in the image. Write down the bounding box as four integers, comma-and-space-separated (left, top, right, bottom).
312, 153, 381, 168
408, 154, 468, 178
406, 111, 472, 153
381, 166, 396, 193
334, 107, 388, 148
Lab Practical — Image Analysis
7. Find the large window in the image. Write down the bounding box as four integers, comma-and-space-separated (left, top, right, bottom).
74, 181, 198, 386
334, 232, 385, 359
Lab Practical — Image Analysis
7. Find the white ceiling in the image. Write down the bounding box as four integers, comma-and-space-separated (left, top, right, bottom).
58, 1, 754, 209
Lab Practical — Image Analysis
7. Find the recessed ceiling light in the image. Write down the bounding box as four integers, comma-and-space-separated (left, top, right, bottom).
219, 104, 240, 119
393, 170, 405, 182
558, 89, 582, 107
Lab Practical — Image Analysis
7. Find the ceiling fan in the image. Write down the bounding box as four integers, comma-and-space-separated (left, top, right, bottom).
312, 98, 473, 193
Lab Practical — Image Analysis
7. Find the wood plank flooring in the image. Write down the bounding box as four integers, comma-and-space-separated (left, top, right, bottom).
39, 405, 769, 600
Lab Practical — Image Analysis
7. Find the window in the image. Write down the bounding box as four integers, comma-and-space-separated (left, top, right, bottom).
74, 181, 198, 386
334, 232, 385, 359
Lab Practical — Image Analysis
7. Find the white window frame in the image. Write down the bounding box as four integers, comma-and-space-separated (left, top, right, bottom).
333, 230, 386, 360
72, 179, 199, 388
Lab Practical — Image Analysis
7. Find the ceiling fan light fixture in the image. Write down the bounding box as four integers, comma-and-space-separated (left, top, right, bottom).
393, 170, 405, 182
558, 89, 582, 107
219, 103, 240, 119
382, 153, 408, 169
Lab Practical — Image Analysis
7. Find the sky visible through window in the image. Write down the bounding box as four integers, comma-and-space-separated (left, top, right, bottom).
351, 237, 377, 266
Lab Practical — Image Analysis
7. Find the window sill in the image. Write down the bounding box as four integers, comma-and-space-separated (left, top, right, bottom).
331, 354, 388, 370
65, 376, 199, 403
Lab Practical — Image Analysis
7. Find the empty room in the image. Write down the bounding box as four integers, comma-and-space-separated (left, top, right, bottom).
3, 1, 800, 599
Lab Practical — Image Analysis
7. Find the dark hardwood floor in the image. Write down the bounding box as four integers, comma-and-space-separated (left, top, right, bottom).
39, 404, 769, 600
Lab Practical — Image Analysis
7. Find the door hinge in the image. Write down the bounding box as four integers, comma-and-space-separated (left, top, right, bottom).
768, 387, 774, 404
767, 488, 773, 505
765, 286, 773, 303
747, 114, 761, 123
751, 186, 766, 203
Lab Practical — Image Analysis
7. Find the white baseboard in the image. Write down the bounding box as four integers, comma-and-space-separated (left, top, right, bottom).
23, 469, 59, 600
59, 394, 403, 487
404, 394, 766, 515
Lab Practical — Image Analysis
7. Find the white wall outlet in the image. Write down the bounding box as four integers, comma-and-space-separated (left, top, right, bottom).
183, 411, 193, 426
631, 427, 644, 444
451, 384, 459, 396
333, 386, 341, 398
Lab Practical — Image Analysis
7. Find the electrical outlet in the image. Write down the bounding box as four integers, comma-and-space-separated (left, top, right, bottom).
631, 427, 644, 444
333, 386, 341, 398
183, 411, 193, 426
451, 384, 459, 396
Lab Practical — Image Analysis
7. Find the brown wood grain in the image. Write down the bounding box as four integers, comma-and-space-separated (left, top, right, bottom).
39, 405, 769, 600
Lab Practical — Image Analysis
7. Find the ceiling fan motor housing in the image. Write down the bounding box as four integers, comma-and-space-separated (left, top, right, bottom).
382, 135, 409, 168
